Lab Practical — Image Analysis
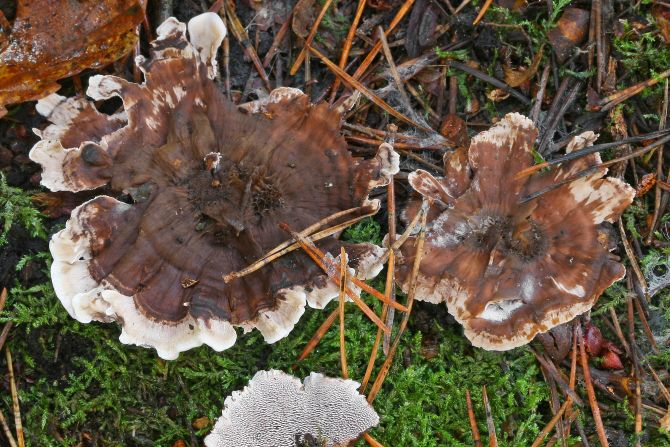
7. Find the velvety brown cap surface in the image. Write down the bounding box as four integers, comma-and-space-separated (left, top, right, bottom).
397, 114, 635, 350
31, 15, 391, 359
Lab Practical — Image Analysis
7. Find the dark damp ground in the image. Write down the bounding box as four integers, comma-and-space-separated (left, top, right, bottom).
2, 0, 670, 446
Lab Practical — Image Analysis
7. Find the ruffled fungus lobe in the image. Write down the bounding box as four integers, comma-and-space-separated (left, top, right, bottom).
30, 14, 394, 359
397, 114, 635, 350
204, 370, 379, 447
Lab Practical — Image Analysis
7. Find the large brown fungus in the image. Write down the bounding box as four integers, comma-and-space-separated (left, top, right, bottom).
397, 113, 635, 350
30, 14, 395, 359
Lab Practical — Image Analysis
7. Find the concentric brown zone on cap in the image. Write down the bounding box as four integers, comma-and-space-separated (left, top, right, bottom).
397, 113, 634, 349
80, 93, 381, 324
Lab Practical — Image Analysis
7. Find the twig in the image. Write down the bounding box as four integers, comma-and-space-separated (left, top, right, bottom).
618, 219, 649, 296
530, 66, 551, 124
290, 0, 333, 75
482, 385, 498, 447
0, 322, 12, 352
363, 432, 385, 447
444, 60, 530, 104
329, 0, 367, 102
472, 0, 494, 25
381, 129, 398, 355
224, 206, 375, 282
222, 4, 272, 91
515, 129, 670, 179
608, 308, 631, 358
531, 399, 572, 447
338, 247, 349, 379
309, 46, 433, 132
577, 324, 609, 447
296, 308, 338, 362
646, 79, 668, 243
263, 8, 294, 67
633, 296, 659, 352
599, 68, 670, 112
0, 409, 17, 447
280, 224, 390, 333
5, 348, 24, 447
537, 81, 583, 155
350, 0, 417, 81
378, 27, 412, 110
346, 134, 445, 150
360, 250, 395, 393
466, 390, 483, 447
366, 202, 429, 404
626, 292, 643, 447
520, 133, 670, 203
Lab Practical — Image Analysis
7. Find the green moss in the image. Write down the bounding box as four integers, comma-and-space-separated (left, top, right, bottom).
2, 248, 556, 446
0, 172, 46, 246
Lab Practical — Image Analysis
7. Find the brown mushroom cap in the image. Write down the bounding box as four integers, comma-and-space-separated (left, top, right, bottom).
397, 113, 635, 350
31, 14, 395, 359
204, 370, 379, 447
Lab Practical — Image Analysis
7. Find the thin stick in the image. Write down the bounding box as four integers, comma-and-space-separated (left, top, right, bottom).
0, 322, 12, 352
366, 203, 429, 404
361, 205, 425, 392
564, 323, 579, 439
339, 247, 349, 379
0, 288, 7, 312
633, 296, 659, 352
346, 134, 445, 150
577, 325, 609, 447
290, 0, 333, 75
608, 308, 631, 358
350, 0, 417, 81
309, 46, 432, 132
222, 4, 272, 91
363, 432, 385, 447
360, 250, 395, 393
472, 0, 494, 25
444, 60, 530, 104
263, 8, 294, 67
515, 129, 670, 179
5, 348, 24, 447
599, 68, 670, 112
482, 385, 498, 447
466, 390, 483, 447
329, 0, 367, 102
646, 79, 668, 243
627, 294, 643, 446
617, 219, 649, 295
224, 206, 374, 282
280, 224, 390, 333
520, 134, 670, 203
381, 132, 398, 355
378, 27, 412, 109
0, 409, 17, 447
297, 308, 338, 362
530, 399, 572, 447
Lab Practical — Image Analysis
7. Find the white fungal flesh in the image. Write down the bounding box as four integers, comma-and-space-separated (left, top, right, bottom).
50, 197, 385, 360
187, 12, 227, 78
204, 370, 379, 447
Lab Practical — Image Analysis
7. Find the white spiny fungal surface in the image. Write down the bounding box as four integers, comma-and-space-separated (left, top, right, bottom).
205, 370, 379, 447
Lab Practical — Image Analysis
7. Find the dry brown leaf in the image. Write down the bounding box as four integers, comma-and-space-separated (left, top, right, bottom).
503, 45, 544, 88
292, 0, 317, 40
653, 4, 670, 44
0, 0, 143, 117
661, 409, 670, 432
486, 88, 510, 102
547, 8, 590, 62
